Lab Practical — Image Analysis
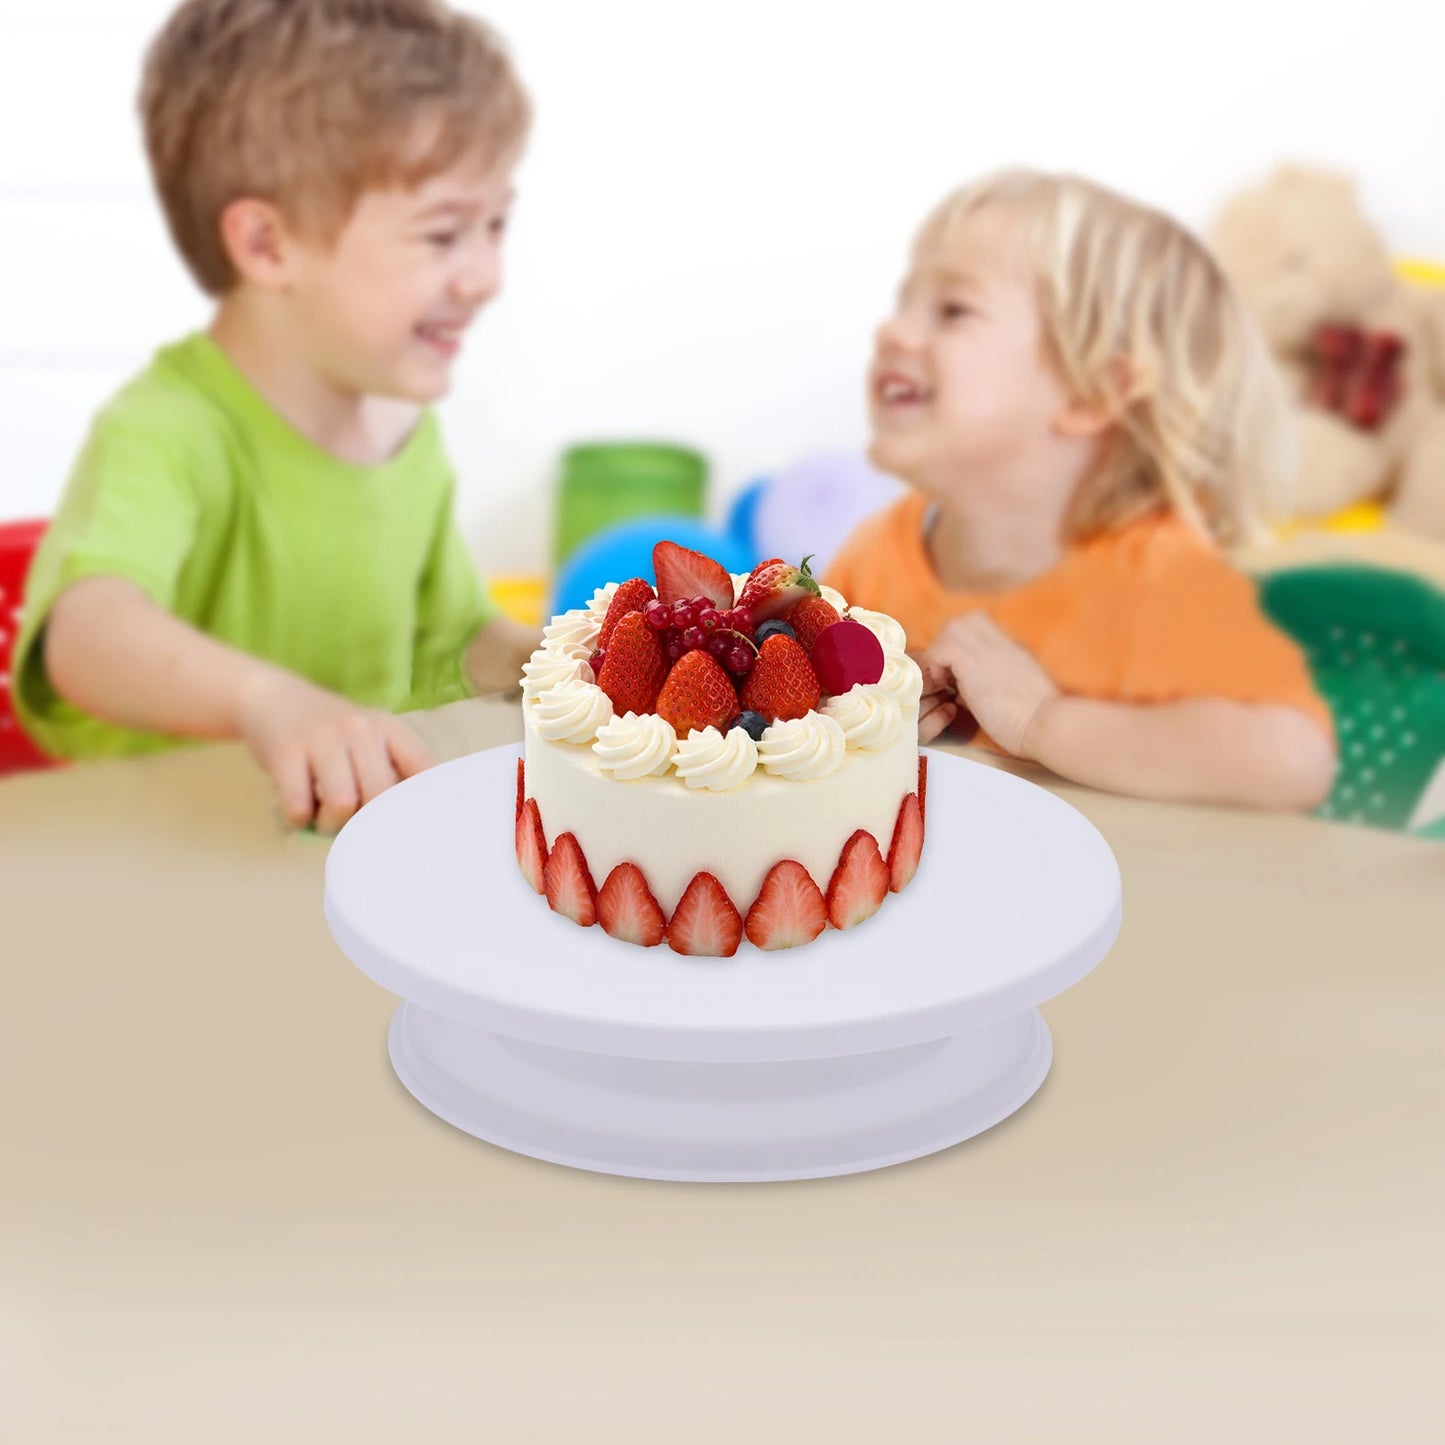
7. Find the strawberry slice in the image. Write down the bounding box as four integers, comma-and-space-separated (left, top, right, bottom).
887, 793, 923, 893
736, 555, 821, 623
656, 650, 738, 735
598, 578, 656, 649
515, 757, 525, 823
597, 611, 669, 715
825, 829, 889, 929
666, 872, 743, 957
744, 859, 827, 950
515, 797, 547, 894
597, 862, 666, 947
917, 754, 928, 830
652, 540, 735, 608
543, 832, 598, 926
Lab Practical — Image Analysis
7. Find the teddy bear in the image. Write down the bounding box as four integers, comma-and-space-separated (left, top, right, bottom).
1209, 164, 1445, 539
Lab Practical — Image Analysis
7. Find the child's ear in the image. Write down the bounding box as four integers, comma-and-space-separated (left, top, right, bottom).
1052, 358, 1138, 438
1052, 398, 1114, 439
218, 198, 295, 289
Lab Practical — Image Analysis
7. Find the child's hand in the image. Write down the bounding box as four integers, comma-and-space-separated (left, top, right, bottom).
910, 652, 966, 743
239, 672, 436, 832
919, 614, 1060, 756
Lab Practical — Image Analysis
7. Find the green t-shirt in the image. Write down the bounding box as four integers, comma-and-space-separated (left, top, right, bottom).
14, 333, 497, 759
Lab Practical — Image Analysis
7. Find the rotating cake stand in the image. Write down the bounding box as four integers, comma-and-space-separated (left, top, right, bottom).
324, 745, 1120, 1182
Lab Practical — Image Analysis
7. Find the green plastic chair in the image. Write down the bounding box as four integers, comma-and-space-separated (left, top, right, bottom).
1258, 564, 1445, 835
553, 443, 707, 568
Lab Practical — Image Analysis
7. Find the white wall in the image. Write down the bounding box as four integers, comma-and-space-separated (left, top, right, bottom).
2, 0, 1443, 575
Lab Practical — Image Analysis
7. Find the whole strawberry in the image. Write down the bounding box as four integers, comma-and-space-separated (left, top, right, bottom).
656, 650, 738, 735
741, 634, 820, 723
598, 578, 656, 649
597, 612, 668, 715
785, 594, 842, 652
736, 555, 821, 623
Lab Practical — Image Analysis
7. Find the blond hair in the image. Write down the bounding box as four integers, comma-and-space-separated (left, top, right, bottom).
140, 0, 531, 295
920, 169, 1294, 546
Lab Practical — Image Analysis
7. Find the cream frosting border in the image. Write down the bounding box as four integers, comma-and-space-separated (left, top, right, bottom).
522, 573, 920, 785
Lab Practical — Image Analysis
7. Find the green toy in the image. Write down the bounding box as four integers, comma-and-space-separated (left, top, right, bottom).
1258, 563, 1445, 836
553, 443, 706, 568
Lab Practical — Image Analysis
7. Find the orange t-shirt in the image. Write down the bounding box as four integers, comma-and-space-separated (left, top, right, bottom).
824, 494, 1332, 736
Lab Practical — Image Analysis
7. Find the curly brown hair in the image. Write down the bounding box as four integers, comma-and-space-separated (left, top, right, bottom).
140, 0, 530, 294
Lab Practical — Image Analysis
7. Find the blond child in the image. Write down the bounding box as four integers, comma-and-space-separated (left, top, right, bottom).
13, 0, 537, 832
826, 169, 1337, 810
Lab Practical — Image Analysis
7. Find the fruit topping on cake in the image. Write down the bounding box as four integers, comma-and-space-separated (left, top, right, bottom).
784, 595, 843, 651
739, 634, 821, 724
809, 618, 885, 693
652, 540, 735, 609
666, 872, 744, 957
544, 832, 598, 926
656, 650, 738, 735
735, 555, 822, 622
825, 829, 889, 929
887, 792, 924, 893
597, 862, 667, 947
597, 578, 657, 648
596, 611, 669, 714
744, 860, 828, 950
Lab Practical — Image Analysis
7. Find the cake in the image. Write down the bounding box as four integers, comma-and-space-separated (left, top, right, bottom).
515, 541, 927, 955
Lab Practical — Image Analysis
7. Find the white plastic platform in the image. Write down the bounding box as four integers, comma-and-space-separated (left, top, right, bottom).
324, 745, 1120, 1182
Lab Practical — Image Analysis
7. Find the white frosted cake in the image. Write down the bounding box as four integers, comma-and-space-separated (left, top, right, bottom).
515, 542, 927, 955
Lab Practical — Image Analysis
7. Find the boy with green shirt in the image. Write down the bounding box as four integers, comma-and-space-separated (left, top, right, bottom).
13, 0, 536, 832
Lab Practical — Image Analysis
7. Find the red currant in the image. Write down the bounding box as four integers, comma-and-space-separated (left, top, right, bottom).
682, 625, 706, 650
698, 606, 721, 632
672, 600, 697, 629
588, 649, 606, 676
708, 633, 731, 658
730, 606, 754, 635
726, 645, 754, 676
644, 599, 671, 630
666, 637, 686, 662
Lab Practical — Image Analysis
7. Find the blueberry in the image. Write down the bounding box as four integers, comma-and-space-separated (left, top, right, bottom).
729, 710, 767, 741
754, 619, 796, 645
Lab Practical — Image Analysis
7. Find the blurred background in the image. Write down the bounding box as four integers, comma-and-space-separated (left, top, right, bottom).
3, 0, 1444, 831
3, 0, 1444, 578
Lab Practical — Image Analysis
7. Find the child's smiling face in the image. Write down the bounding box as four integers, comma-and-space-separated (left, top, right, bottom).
867, 205, 1081, 499
283, 149, 517, 403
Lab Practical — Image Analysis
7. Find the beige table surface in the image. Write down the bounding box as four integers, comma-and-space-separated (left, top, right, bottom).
2, 696, 1443, 1443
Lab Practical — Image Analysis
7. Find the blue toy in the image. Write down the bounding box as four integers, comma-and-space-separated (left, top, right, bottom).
550, 515, 758, 618
724, 476, 772, 558
752, 452, 903, 576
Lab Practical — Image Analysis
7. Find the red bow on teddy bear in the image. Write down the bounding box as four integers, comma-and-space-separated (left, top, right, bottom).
1308, 325, 1406, 431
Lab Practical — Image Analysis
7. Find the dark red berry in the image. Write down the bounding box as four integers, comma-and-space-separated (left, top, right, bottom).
666, 637, 687, 662
644, 599, 671, 630
726, 645, 754, 676
588, 649, 606, 676
672, 601, 697, 629
708, 633, 731, 658
698, 607, 721, 632
810, 619, 884, 693
682, 625, 706, 650
731, 606, 754, 635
